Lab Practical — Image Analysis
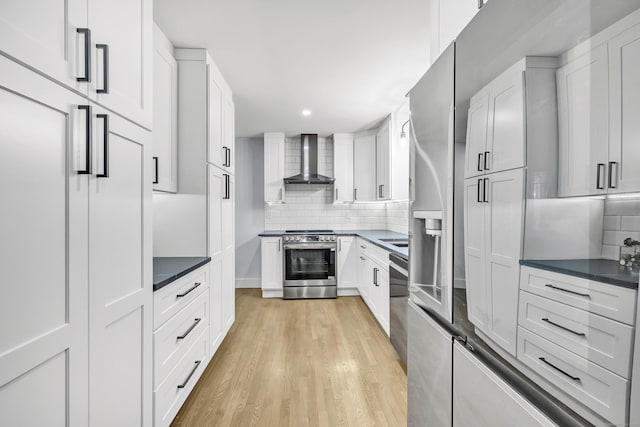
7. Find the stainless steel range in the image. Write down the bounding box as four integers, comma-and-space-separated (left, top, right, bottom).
282, 230, 337, 299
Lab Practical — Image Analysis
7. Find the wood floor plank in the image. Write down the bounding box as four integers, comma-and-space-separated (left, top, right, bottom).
171, 289, 407, 427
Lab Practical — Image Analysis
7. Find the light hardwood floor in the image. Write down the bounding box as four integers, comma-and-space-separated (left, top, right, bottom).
172, 289, 408, 427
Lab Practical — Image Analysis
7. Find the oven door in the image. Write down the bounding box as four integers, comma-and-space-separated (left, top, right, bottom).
283, 243, 336, 287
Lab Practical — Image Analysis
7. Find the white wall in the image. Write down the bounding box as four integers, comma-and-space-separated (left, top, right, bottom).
234, 137, 265, 287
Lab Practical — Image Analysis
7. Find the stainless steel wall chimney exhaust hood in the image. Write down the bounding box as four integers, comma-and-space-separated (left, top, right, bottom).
283, 134, 335, 184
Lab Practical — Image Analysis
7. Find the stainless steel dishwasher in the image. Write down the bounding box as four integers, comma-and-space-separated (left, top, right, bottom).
389, 252, 409, 365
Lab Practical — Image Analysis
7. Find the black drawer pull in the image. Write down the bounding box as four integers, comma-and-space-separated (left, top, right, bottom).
541, 318, 586, 337
483, 151, 490, 171
544, 284, 590, 298
177, 318, 202, 340
176, 282, 201, 298
477, 153, 483, 172
538, 357, 580, 381
96, 114, 109, 178
477, 179, 482, 203
96, 43, 109, 94
77, 105, 92, 175
153, 157, 159, 184
76, 28, 91, 82
177, 360, 201, 389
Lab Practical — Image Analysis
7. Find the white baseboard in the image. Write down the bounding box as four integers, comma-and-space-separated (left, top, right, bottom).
262, 289, 283, 298
236, 278, 261, 288
338, 287, 360, 296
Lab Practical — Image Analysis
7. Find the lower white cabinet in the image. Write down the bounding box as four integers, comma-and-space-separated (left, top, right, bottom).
153, 264, 211, 427
337, 236, 358, 292
464, 168, 525, 356
453, 342, 555, 427
221, 247, 235, 333
356, 239, 390, 336
261, 237, 283, 297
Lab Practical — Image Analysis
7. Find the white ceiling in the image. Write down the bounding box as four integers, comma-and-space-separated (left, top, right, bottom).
154, 0, 430, 138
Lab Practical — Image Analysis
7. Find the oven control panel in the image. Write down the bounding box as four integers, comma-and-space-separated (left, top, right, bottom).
283, 234, 337, 242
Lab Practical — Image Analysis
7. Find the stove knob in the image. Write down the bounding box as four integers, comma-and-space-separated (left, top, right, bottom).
331, 236, 336, 241
320, 236, 325, 241
295, 236, 301, 241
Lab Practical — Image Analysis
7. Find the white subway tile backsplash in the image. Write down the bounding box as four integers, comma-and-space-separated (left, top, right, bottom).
604, 199, 640, 216
603, 215, 621, 231
602, 196, 640, 260
621, 216, 640, 231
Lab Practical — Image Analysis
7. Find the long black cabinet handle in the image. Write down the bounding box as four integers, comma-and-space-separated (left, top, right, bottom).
227, 147, 231, 167
76, 28, 91, 82
176, 282, 201, 298
77, 105, 92, 175
96, 114, 109, 178
483, 151, 490, 171
538, 357, 580, 381
96, 44, 109, 94
596, 163, 605, 190
177, 360, 202, 389
544, 283, 590, 298
223, 174, 230, 199
153, 157, 159, 184
177, 318, 202, 340
477, 179, 482, 203
541, 318, 586, 337
608, 162, 618, 189
483, 178, 489, 203
477, 153, 483, 172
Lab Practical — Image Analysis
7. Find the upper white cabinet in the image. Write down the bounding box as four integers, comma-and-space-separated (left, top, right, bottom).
223, 95, 236, 174
354, 133, 377, 202
376, 119, 391, 200
264, 132, 286, 203
430, 0, 482, 62
207, 61, 234, 173
464, 168, 525, 356
0, 0, 153, 129
153, 24, 178, 193
261, 237, 283, 297
333, 133, 354, 203
558, 17, 640, 196
557, 45, 609, 197
464, 93, 490, 178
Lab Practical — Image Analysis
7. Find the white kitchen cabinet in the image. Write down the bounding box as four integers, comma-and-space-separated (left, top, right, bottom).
88, 104, 152, 427
608, 22, 640, 193
376, 119, 391, 200
372, 261, 390, 335
0, 0, 153, 129
464, 94, 490, 178
356, 239, 390, 336
206, 59, 234, 172
464, 168, 525, 356
0, 57, 90, 427
332, 133, 354, 203
221, 247, 235, 334
208, 163, 235, 255
153, 24, 178, 193
264, 132, 286, 203
430, 0, 483, 63
337, 237, 358, 291
223, 95, 235, 174
88, 0, 153, 129
358, 244, 370, 303
261, 237, 283, 297
353, 133, 377, 202
453, 342, 555, 427
209, 256, 223, 356
557, 44, 609, 197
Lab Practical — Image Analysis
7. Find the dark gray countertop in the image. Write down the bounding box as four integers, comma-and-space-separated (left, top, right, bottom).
153, 257, 211, 292
520, 259, 639, 289
258, 230, 409, 260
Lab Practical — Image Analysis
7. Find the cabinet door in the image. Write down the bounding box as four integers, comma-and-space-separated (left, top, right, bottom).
209, 257, 223, 356
152, 26, 178, 193
376, 120, 391, 200
264, 133, 285, 203
484, 169, 524, 356
0, 58, 88, 426
88, 0, 152, 128
221, 173, 234, 251
353, 134, 377, 202
333, 134, 354, 203
453, 343, 555, 427
487, 67, 525, 173
221, 248, 235, 333
358, 252, 370, 302
464, 178, 488, 333
0, 0, 88, 94
557, 44, 609, 197
223, 96, 235, 174
208, 63, 224, 168
337, 237, 358, 289
464, 93, 490, 178
375, 265, 390, 336
208, 166, 224, 256
89, 108, 152, 427
608, 23, 640, 193
261, 238, 283, 291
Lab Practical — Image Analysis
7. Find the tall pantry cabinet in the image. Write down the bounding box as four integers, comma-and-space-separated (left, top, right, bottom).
0, 1, 153, 426
176, 49, 236, 358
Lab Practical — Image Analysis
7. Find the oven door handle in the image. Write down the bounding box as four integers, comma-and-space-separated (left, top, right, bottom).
283, 243, 337, 250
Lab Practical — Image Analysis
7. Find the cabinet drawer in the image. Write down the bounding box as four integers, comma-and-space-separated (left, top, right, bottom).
154, 266, 209, 329
154, 289, 209, 385
154, 327, 209, 427
519, 266, 636, 324
519, 291, 633, 378
368, 244, 390, 269
518, 327, 629, 425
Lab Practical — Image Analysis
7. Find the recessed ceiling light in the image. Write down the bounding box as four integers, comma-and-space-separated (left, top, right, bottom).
302, 109, 312, 116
